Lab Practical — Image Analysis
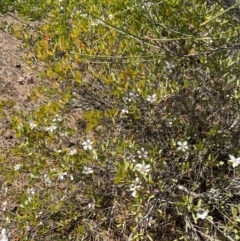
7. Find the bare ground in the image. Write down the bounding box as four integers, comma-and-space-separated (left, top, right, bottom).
0, 16, 38, 149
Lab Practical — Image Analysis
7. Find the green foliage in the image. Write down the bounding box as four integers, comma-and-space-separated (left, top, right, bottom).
1, 0, 240, 240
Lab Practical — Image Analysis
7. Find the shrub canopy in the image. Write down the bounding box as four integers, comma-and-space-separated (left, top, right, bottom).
1, 0, 240, 240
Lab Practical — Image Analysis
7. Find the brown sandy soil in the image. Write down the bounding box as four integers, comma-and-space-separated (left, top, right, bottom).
0, 16, 38, 149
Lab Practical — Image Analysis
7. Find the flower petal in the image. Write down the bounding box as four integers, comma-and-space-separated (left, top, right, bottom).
229, 154, 235, 160
135, 163, 142, 170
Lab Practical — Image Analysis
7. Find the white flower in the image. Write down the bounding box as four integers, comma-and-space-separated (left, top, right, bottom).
177, 141, 189, 152
69, 174, 74, 181
165, 61, 175, 73
137, 148, 148, 159
69, 148, 77, 155
58, 172, 68, 181
88, 202, 95, 209
82, 140, 93, 150
29, 121, 37, 129
130, 184, 137, 197
130, 184, 138, 197
59, 132, 68, 137
145, 216, 153, 227
129, 180, 142, 197
228, 155, 240, 168
53, 114, 63, 122
2, 201, 7, 211
134, 177, 140, 183
108, 14, 114, 20
1, 187, 8, 195
24, 196, 33, 205
196, 209, 208, 220
14, 164, 21, 171
147, 94, 157, 103
26, 188, 35, 195
45, 125, 57, 132
121, 109, 128, 114
124, 92, 138, 102
127, 154, 136, 163
82, 166, 93, 175
0, 228, 8, 241
43, 174, 52, 186
80, 13, 88, 18
135, 163, 151, 175
124, 97, 132, 102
